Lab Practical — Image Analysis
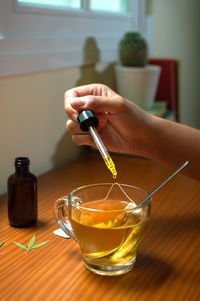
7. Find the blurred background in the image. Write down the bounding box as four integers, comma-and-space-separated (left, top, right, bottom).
0, 0, 200, 195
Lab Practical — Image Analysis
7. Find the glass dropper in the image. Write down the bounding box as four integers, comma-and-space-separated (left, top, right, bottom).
77, 110, 117, 178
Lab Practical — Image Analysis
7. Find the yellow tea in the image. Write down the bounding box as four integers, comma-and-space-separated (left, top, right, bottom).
70, 199, 148, 268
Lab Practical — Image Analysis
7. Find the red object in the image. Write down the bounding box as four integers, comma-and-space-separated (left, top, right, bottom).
149, 58, 177, 111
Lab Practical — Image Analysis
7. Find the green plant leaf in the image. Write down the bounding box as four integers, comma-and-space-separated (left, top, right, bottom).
0, 241, 5, 247
31, 241, 49, 249
28, 234, 36, 250
13, 241, 27, 250
13, 235, 49, 254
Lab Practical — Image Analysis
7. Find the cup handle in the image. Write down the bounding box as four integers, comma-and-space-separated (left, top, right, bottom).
53, 197, 77, 242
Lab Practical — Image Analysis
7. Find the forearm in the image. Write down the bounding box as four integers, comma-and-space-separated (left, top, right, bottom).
144, 116, 200, 181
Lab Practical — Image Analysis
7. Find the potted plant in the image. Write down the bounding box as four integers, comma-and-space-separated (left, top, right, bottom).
115, 31, 161, 109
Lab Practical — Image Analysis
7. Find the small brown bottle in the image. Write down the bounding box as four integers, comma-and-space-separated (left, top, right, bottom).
7, 157, 37, 227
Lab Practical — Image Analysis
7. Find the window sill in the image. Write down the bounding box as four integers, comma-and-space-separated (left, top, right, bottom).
0, 34, 119, 77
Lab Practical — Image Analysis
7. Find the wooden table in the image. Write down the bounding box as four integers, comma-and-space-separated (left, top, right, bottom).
1, 151, 200, 301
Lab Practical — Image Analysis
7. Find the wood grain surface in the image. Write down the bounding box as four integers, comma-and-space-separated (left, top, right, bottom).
0, 151, 200, 301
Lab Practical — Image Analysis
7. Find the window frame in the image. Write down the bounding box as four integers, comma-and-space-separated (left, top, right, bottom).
15, 0, 132, 18
0, 0, 147, 77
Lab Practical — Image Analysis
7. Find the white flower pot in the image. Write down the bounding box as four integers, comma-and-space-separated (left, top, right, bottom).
115, 64, 161, 109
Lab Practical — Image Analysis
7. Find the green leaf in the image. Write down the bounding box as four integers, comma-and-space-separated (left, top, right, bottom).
0, 241, 5, 247
31, 241, 49, 249
13, 241, 27, 250
28, 234, 36, 250
13, 235, 49, 254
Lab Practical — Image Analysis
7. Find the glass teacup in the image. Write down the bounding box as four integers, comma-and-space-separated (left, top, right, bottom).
53, 183, 151, 276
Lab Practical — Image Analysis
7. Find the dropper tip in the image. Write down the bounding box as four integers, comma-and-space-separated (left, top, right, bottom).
112, 173, 117, 179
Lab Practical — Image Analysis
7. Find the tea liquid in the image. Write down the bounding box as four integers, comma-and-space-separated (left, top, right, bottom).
70, 199, 148, 267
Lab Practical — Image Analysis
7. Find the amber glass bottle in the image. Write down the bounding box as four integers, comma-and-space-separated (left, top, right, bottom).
7, 157, 37, 227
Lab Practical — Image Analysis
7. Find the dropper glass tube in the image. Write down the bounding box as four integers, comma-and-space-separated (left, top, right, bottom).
77, 110, 117, 178
89, 125, 117, 178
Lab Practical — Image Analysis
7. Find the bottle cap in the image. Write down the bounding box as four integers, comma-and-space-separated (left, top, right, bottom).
77, 110, 99, 132
15, 157, 30, 166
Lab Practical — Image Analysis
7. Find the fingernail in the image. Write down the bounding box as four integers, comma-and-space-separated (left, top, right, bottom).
72, 113, 78, 121
70, 99, 85, 107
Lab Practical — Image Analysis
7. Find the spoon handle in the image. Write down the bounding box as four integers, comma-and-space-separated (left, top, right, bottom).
136, 161, 189, 208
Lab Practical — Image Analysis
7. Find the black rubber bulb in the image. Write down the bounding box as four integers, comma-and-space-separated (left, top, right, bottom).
77, 110, 99, 132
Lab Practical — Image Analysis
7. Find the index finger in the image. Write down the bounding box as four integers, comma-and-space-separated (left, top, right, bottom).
65, 84, 96, 98
64, 85, 96, 120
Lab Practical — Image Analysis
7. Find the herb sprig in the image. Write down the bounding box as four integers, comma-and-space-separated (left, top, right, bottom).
13, 235, 49, 254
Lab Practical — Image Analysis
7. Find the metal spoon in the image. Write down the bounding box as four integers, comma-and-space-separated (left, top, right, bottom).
136, 160, 189, 208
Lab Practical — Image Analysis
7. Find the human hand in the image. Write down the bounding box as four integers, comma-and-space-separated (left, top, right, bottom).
64, 83, 154, 156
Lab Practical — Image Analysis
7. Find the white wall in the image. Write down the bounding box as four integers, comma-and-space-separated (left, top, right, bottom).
0, 63, 116, 196
152, 0, 200, 128
0, 68, 77, 195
